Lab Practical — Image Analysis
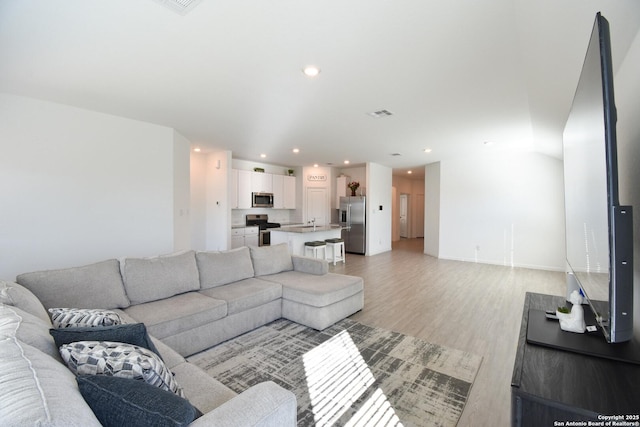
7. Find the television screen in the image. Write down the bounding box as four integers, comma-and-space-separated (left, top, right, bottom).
562, 13, 633, 343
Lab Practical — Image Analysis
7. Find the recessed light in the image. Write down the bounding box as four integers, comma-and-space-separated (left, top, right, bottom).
292, 148, 300, 153
344, 160, 350, 165
260, 154, 267, 158
302, 66, 320, 77
193, 147, 201, 152
313, 164, 319, 168
408, 170, 412, 174
423, 148, 432, 153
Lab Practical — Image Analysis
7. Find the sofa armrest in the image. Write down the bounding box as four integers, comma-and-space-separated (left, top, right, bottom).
291, 255, 328, 275
189, 381, 297, 427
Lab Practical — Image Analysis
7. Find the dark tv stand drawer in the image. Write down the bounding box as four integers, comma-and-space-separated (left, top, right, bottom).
511, 293, 640, 426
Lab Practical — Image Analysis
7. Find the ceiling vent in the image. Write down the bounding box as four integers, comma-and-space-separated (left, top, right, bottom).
391, 153, 402, 156
152, 0, 204, 15
367, 109, 394, 118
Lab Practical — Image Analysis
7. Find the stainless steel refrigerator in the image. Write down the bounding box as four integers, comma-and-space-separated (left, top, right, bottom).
339, 196, 366, 254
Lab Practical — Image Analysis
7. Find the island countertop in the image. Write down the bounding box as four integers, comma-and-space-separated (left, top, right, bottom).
270, 226, 343, 256
272, 224, 344, 233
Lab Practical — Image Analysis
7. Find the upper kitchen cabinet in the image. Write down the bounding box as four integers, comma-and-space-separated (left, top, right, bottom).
283, 175, 296, 209
272, 174, 284, 209
231, 169, 295, 209
273, 175, 296, 209
251, 171, 272, 193
237, 169, 252, 209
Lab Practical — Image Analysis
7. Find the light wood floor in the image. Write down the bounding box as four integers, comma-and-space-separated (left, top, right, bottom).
328, 238, 566, 426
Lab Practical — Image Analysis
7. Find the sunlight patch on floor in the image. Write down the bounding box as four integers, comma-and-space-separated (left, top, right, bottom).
302, 330, 403, 426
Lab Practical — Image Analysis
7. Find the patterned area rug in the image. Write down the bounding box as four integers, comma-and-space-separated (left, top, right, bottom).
189, 319, 482, 427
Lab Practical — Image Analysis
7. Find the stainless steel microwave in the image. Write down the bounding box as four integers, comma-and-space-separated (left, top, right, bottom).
252, 192, 274, 208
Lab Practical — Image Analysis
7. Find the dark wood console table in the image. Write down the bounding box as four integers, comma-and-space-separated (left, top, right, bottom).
511, 292, 640, 426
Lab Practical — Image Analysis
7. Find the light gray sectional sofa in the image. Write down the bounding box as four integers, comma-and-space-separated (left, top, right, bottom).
0, 243, 364, 426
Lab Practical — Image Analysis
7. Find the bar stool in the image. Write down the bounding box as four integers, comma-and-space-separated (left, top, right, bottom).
325, 238, 345, 265
304, 241, 326, 259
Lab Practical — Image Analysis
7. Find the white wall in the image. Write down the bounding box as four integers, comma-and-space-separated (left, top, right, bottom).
366, 162, 393, 256
0, 94, 187, 279
190, 151, 207, 250
424, 162, 441, 257
615, 27, 640, 339
173, 130, 191, 251
190, 150, 234, 251
205, 151, 232, 250
437, 151, 565, 270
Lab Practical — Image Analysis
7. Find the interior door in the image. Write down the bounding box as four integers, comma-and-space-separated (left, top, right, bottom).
400, 194, 409, 238
306, 187, 328, 225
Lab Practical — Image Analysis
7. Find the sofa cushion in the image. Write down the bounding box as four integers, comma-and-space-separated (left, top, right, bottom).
16, 259, 130, 310
249, 243, 294, 276
0, 280, 51, 323
262, 271, 364, 307
124, 292, 227, 339
60, 341, 184, 397
122, 251, 200, 305
48, 307, 122, 329
199, 278, 282, 315
196, 247, 255, 289
77, 375, 199, 427
0, 339, 101, 426
50, 323, 160, 358
0, 304, 60, 360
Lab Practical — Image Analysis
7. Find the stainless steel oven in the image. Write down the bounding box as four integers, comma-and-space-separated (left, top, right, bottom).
259, 230, 271, 246
246, 214, 280, 246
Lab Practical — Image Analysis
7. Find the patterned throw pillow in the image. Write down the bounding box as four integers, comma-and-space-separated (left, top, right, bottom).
49, 308, 122, 329
59, 341, 184, 397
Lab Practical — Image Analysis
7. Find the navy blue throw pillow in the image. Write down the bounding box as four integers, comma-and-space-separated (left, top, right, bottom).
50, 323, 162, 359
77, 375, 200, 427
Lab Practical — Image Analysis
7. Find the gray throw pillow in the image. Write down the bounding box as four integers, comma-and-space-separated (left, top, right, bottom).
77, 375, 200, 427
249, 243, 294, 276
50, 323, 161, 359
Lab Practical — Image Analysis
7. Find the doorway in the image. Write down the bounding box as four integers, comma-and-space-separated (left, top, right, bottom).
399, 194, 409, 238
306, 187, 328, 225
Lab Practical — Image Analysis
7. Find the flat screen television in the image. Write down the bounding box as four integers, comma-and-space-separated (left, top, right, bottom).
563, 12, 634, 343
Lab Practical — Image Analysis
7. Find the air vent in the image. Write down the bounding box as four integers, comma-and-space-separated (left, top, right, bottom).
391, 153, 402, 156
367, 109, 394, 118
152, 0, 204, 15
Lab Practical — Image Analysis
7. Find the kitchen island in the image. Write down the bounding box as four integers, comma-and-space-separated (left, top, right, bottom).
270, 225, 343, 257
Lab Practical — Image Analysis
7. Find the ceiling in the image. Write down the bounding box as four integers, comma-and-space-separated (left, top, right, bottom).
1, 1, 640, 177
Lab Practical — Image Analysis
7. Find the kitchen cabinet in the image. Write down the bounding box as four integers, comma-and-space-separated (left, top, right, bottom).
335, 176, 349, 208
232, 169, 295, 209
237, 170, 252, 209
231, 226, 259, 248
251, 171, 272, 193
272, 174, 284, 209
283, 175, 296, 209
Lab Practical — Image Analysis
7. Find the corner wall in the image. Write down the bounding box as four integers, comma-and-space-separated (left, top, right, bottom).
0, 94, 186, 279
366, 162, 393, 256
437, 151, 565, 271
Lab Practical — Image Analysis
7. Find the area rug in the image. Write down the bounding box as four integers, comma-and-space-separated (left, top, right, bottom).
188, 319, 482, 427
